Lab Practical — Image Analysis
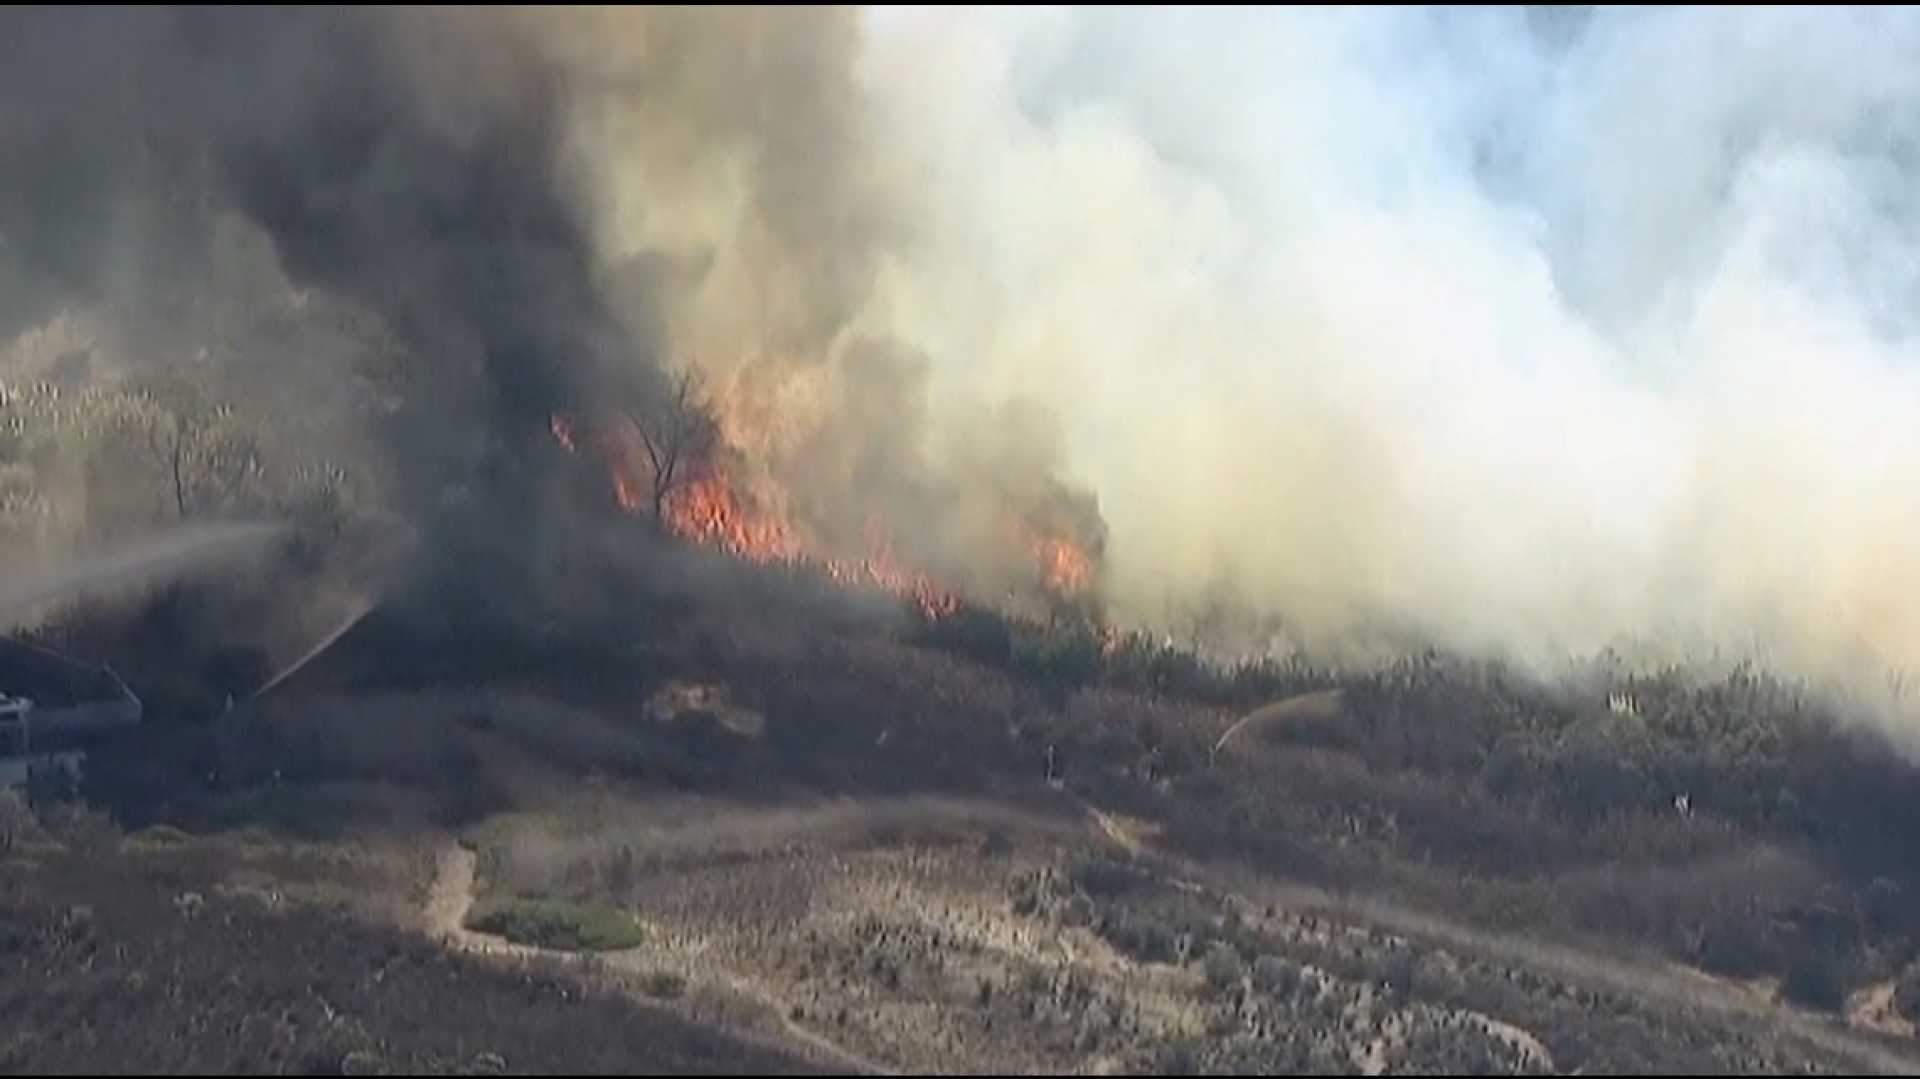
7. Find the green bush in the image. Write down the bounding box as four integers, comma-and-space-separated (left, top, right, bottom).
465, 899, 647, 953
1201, 941, 1247, 995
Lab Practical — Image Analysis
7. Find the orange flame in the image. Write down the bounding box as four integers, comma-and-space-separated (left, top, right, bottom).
548, 409, 1090, 623
1032, 535, 1096, 597
661, 467, 805, 562
819, 516, 963, 620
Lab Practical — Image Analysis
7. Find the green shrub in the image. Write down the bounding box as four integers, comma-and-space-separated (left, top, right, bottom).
1201, 941, 1247, 995
465, 898, 647, 953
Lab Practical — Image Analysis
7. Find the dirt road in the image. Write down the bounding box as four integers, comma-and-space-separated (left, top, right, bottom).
425, 789, 1920, 1076
1082, 800, 1920, 1077
423, 840, 894, 1076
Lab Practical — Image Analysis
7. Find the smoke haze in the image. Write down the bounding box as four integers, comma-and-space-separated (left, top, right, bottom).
839, 7, 1920, 710
7, 8, 1920, 735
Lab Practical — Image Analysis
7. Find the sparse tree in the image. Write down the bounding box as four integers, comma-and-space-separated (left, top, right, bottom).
141, 399, 260, 520
622, 367, 720, 522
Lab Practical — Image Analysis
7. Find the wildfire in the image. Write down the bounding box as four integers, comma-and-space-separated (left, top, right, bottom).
661, 473, 963, 620
819, 516, 964, 620
1032, 535, 1095, 597
548, 409, 1092, 623
661, 468, 805, 563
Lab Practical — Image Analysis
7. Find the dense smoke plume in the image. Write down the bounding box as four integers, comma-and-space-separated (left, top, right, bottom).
0, 6, 1106, 627
839, 7, 1920, 721
12, 8, 1920, 737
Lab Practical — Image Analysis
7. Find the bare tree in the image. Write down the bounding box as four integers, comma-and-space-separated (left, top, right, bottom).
623, 368, 720, 521
136, 375, 262, 521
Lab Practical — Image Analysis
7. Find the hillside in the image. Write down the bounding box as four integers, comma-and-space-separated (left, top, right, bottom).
3, 575, 1916, 1075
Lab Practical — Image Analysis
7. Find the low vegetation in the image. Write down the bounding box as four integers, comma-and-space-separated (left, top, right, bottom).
907, 603, 1920, 1012
0, 817, 818, 1075
465, 897, 648, 953
8, 431, 1920, 1072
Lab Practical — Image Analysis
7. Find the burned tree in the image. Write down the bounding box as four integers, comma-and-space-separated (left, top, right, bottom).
623, 368, 719, 523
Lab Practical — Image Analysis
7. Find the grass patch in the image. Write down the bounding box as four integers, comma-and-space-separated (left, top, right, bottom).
465, 897, 648, 952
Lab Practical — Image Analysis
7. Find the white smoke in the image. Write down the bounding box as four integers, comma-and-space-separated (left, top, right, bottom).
828, 7, 1920, 720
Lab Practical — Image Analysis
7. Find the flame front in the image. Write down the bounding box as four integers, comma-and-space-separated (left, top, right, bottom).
1032, 534, 1095, 598
662, 467, 805, 563
821, 516, 963, 620
549, 408, 1091, 623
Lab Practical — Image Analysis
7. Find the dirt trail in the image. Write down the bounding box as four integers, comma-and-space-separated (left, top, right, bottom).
1084, 801, 1920, 1077
423, 840, 893, 1076
1476, 1016, 1554, 1072
429, 791, 1920, 1077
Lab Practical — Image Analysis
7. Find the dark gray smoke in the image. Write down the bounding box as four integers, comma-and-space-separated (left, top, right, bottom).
1, 7, 1110, 632
0, 6, 667, 622
202, 9, 656, 470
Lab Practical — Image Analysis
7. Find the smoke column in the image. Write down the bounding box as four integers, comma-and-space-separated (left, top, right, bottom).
808, 7, 1920, 727
11, 8, 1920, 739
